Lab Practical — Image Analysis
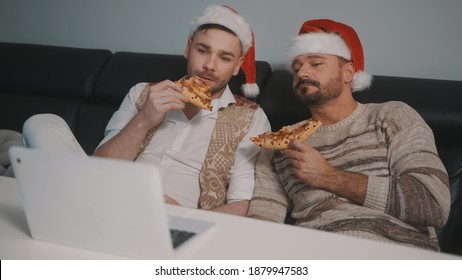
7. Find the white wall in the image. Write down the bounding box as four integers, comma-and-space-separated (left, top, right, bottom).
1, 0, 461, 81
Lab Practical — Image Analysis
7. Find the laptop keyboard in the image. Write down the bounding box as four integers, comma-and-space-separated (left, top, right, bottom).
169, 229, 196, 248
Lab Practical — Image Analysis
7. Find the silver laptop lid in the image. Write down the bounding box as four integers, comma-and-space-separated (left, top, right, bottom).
9, 146, 174, 259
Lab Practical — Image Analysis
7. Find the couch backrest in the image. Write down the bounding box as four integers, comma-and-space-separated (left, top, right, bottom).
0, 42, 111, 132
94, 52, 189, 105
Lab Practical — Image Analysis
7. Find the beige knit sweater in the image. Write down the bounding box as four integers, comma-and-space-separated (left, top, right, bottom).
248, 101, 451, 251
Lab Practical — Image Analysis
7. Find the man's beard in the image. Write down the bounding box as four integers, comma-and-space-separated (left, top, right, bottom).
294, 74, 343, 107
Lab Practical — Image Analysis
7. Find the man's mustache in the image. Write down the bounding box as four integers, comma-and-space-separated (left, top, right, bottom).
197, 71, 218, 81
294, 78, 320, 90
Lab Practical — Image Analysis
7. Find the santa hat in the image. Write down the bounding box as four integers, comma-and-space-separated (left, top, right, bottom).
190, 4, 259, 98
286, 19, 372, 92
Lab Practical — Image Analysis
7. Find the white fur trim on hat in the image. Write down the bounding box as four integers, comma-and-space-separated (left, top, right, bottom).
285, 32, 372, 92
190, 5, 253, 53
285, 32, 351, 70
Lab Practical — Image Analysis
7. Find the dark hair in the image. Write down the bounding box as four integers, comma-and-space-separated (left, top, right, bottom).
337, 56, 351, 66
191, 23, 243, 54
194, 23, 237, 37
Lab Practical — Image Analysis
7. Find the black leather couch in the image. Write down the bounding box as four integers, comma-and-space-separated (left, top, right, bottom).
1, 42, 461, 256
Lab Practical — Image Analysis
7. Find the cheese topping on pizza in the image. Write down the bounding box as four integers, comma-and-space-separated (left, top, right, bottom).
176, 76, 213, 111
250, 120, 322, 149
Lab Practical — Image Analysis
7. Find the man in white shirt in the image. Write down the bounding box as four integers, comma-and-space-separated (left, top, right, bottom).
94, 4, 270, 215
23, 5, 269, 216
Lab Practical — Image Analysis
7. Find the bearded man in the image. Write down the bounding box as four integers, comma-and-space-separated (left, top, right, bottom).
248, 19, 450, 251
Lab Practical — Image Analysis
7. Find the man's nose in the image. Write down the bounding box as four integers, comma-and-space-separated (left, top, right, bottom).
203, 55, 217, 71
296, 64, 313, 79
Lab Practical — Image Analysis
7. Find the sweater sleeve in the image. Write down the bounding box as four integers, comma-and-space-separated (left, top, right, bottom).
364, 103, 450, 228
247, 149, 290, 223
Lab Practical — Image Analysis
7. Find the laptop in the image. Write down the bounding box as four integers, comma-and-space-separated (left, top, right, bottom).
9, 146, 214, 259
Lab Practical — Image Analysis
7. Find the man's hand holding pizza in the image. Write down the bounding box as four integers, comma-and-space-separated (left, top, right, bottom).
137, 76, 212, 130
282, 139, 336, 189
138, 80, 189, 130
283, 139, 368, 205
281, 140, 335, 188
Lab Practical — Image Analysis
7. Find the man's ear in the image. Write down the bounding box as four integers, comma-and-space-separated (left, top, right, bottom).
232, 56, 244, 76
184, 38, 192, 59
343, 61, 356, 84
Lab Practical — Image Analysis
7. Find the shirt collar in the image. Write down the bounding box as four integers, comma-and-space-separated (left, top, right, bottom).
212, 85, 236, 111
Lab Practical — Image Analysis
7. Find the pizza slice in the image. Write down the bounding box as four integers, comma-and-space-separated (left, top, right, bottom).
250, 120, 322, 149
176, 76, 213, 111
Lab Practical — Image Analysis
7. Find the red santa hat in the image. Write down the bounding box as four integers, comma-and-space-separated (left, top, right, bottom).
286, 19, 372, 92
190, 4, 259, 98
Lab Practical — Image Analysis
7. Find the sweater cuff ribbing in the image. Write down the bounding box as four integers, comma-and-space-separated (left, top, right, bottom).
363, 175, 390, 212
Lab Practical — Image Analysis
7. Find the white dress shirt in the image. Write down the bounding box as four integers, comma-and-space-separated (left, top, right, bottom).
99, 83, 271, 208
